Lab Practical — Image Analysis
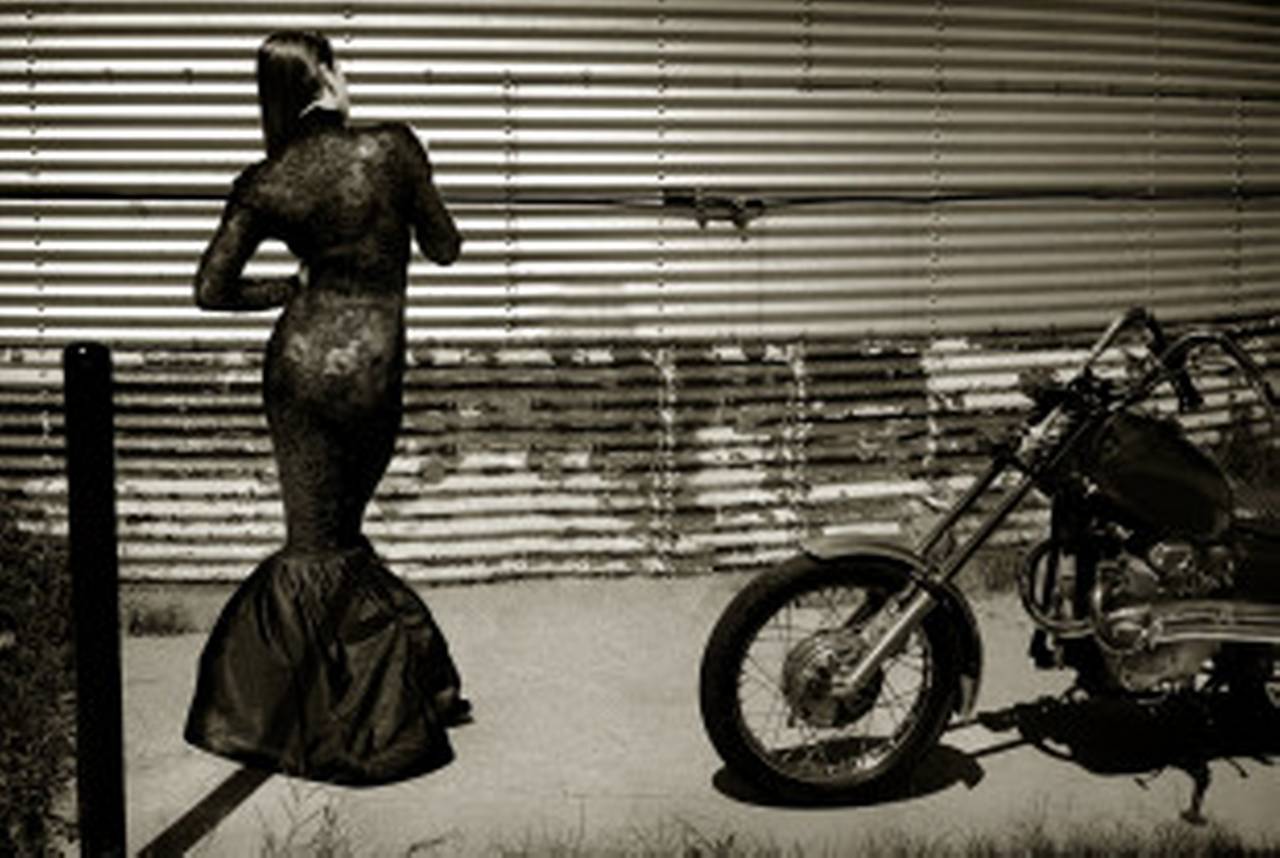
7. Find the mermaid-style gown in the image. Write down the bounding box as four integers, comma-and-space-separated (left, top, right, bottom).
184, 109, 464, 785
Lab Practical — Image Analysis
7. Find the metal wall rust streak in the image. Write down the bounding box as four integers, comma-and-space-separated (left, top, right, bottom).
3, 317, 1277, 582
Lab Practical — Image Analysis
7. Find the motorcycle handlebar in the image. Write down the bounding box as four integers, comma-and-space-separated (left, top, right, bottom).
1139, 311, 1205, 412
1157, 331, 1280, 415
1089, 307, 1203, 412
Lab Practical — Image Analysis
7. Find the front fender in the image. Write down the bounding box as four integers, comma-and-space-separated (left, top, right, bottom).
801, 534, 983, 718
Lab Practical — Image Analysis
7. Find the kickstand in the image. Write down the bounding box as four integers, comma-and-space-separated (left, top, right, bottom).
1180, 759, 1211, 826
1133, 760, 1211, 826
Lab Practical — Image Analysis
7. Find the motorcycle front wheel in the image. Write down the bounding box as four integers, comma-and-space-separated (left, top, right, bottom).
699, 554, 959, 802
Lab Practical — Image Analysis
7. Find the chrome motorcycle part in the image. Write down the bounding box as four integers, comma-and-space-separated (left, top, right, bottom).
800, 536, 984, 717
699, 554, 959, 801
780, 628, 884, 728
1093, 598, 1280, 692
1018, 539, 1091, 637
1145, 541, 1234, 597
1100, 599, 1280, 649
1105, 640, 1219, 693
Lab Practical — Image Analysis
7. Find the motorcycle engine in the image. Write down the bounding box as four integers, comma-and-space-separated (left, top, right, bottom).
1144, 541, 1234, 597
1098, 540, 1233, 604
1094, 541, 1234, 693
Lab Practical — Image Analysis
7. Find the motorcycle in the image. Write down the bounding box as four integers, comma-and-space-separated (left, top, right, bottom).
699, 307, 1280, 802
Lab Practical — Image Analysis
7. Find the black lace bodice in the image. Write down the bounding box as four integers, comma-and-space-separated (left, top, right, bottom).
195, 109, 460, 309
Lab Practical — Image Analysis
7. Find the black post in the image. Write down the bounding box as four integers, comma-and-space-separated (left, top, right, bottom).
63, 342, 126, 858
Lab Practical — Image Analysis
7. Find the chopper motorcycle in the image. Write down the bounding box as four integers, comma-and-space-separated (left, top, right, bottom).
699, 307, 1280, 801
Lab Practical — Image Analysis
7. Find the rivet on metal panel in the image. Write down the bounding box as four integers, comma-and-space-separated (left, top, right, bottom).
25, 12, 36, 169
503, 70, 516, 335
656, 229, 665, 338
1231, 95, 1245, 310
655, 1, 667, 338
34, 203, 50, 463
656, 0, 667, 146
799, 0, 814, 94
34, 210, 44, 340
782, 339, 811, 543
929, 0, 945, 337
647, 344, 678, 571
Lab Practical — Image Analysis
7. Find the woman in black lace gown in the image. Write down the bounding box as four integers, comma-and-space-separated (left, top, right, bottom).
184, 31, 467, 785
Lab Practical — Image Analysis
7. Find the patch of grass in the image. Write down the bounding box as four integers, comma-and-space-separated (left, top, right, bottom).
970, 543, 1027, 594
248, 799, 1280, 858
961, 816, 1274, 858
490, 818, 790, 858
256, 782, 355, 858
485, 817, 1278, 858
123, 600, 195, 637
0, 492, 76, 855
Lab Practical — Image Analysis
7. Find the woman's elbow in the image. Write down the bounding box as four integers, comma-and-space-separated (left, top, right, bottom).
429, 231, 463, 267
443, 232, 463, 265
194, 274, 227, 310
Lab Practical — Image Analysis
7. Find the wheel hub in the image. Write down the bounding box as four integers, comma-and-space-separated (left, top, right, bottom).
782, 628, 883, 728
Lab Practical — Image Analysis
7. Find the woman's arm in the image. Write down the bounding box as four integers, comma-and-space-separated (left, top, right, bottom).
396, 125, 463, 266
194, 176, 299, 311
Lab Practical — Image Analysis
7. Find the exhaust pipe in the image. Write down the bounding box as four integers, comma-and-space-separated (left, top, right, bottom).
1099, 599, 1280, 651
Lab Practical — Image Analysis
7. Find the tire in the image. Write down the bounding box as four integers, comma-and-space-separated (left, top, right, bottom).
699, 553, 960, 802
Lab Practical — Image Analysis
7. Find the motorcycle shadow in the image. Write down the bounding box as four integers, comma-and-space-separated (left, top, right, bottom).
711, 742, 986, 808
974, 693, 1280, 824
711, 695, 1279, 815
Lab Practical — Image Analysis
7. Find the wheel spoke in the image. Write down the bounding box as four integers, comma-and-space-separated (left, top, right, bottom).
730, 576, 940, 787
876, 675, 912, 726
745, 691, 792, 744
741, 651, 782, 693
789, 721, 835, 774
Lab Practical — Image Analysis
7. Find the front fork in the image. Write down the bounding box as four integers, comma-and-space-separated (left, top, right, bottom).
841, 462, 1038, 694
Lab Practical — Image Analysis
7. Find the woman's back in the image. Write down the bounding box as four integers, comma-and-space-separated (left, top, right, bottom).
263, 122, 405, 288
196, 110, 459, 309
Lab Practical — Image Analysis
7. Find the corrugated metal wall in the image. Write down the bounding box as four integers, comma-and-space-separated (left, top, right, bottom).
1, 1, 1278, 581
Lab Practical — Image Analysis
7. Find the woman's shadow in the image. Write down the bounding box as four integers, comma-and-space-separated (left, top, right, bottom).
713, 694, 1279, 818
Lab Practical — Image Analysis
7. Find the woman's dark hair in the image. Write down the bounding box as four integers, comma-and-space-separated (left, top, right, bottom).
256, 31, 335, 157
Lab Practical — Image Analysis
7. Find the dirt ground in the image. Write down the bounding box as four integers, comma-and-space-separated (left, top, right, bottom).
122, 574, 1280, 856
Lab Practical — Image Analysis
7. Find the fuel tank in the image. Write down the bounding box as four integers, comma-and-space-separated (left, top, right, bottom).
1083, 411, 1231, 539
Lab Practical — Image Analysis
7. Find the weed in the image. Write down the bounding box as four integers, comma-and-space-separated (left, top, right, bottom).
124, 600, 195, 636
257, 781, 356, 858
483, 815, 1277, 858
0, 492, 75, 855
972, 544, 1027, 594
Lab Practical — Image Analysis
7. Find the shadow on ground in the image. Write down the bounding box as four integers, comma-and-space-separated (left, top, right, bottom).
712, 693, 1280, 821
711, 743, 985, 808
977, 693, 1280, 825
